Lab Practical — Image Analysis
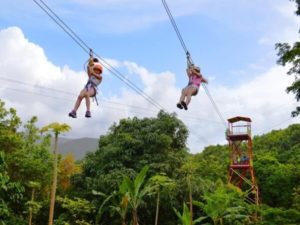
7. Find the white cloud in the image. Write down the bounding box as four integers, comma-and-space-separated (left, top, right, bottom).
258, 0, 300, 46
0, 27, 299, 154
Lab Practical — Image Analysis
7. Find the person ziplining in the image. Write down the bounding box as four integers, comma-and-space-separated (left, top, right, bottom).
161, 0, 209, 111
68, 49, 103, 118
177, 60, 208, 110
33, 0, 165, 117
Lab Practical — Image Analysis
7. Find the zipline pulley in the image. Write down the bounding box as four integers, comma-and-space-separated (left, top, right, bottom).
186, 51, 193, 67
89, 48, 94, 58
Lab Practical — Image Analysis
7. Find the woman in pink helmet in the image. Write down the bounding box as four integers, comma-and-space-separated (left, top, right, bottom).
68, 57, 103, 118
177, 64, 208, 110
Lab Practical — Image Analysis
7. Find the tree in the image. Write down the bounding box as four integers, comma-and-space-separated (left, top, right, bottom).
149, 174, 175, 225
0, 152, 25, 224
173, 203, 206, 225
93, 180, 129, 225
58, 153, 80, 193
194, 181, 251, 225
292, 186, 300, 211
254, 153, 298, 208
56, 196, 95, 225
258, 205, 300, 225
124, 166, 154, 225
27, 181, 41, 225
276, 0, 300, 117
180, 157, 198, 225
41, 123, 71, 225
72, 111, 189, 224
0, 101, 53, 223
8, 116, 53, 195
0, 100, 22, 155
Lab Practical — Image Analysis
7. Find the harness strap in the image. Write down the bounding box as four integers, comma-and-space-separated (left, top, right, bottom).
85, 79, 99, 106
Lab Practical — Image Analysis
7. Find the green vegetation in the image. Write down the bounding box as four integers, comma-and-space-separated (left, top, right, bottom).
276, 0, 300, 117
0, 99, 300, 225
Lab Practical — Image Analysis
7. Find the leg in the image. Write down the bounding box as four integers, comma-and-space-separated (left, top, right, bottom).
185, 87, 197, 106
177, 88, 187, 109
179, 88, 189, 110
84, 88, 95, 112
69, 89, 86, 118
73, 92, 85, 111
84, 88, 96, 118
179, 88, 187, 103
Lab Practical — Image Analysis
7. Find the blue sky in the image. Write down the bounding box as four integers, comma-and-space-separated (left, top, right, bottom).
0, 0, 299, 152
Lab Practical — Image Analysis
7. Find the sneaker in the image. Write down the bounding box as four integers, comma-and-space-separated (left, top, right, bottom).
68, 110, 77, 118
181, 101, 188, 110
176, 103, 183, 109
85, 111, 91, 118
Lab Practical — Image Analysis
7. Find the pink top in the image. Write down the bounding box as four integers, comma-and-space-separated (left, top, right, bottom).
188, 74, 202, 87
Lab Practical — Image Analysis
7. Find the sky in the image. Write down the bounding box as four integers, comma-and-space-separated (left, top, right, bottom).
0, 0, 299, 153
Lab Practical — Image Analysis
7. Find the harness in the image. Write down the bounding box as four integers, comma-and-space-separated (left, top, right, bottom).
85, 49, 102, 105
85, 76, 101, 106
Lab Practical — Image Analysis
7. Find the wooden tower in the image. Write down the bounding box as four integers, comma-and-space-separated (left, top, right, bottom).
226, 116, 259, 206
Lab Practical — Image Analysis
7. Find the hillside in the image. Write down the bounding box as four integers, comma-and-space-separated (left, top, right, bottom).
51, 137, 99, 160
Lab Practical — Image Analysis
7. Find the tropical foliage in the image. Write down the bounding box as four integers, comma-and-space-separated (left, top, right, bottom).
0, 98, 300, 225
276, 0, 300, 116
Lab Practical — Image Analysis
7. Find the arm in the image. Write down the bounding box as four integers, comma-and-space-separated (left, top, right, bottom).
186, 68, 192, 77
87, 58, 94, 77
201, 75, 208, 84
92, 72, 102, 81
191, 67, 208, 84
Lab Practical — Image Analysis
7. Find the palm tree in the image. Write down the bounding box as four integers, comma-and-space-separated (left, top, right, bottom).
180, 157, 198, 225
124, 166, 154, 225
27, 181, 41, 225
150, 174, 175, 225
173, 203, 206, 225
112, 180, 130, 225
41, 122, 71, 225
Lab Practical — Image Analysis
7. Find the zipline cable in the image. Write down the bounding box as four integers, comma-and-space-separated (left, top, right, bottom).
35, 0, 164, 110
0, 76, 223, 124
33, 0, 89, 54
33, 0, 165, 111
202, 84, 227, 126
38, 0, 90, 51
161, 0, 190, 60
32, 0, 218, 145
161, 0, 227, 127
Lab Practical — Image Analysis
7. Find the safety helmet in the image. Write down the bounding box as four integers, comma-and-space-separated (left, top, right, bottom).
93, 58, 99, 63
193, 66, 200, 72
92, 62, 103, 74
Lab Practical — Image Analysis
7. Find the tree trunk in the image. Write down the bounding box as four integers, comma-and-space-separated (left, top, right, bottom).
132, 209, 138, 225
188, 175, 193, 225
213, 219, 217, 225
154, 190, 160, 225
48, 134, 58, 225
220, 218, 223, 225
28, 188, 35, 225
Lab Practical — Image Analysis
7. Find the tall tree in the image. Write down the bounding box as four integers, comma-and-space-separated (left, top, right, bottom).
149, 174, 175, 225
27, 181, 41, 225
75, 111, 188, 195
180, 157, 198, 225
276, 0, 300, 116
41, 123, 71, 225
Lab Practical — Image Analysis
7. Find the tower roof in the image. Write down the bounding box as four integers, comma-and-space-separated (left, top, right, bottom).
228, 116, 251, 123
